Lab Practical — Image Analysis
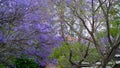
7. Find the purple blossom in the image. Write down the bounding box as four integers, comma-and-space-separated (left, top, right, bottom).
66, 0, 72, 3
51, 58, 58, 64
86, 0, 98, 4
101, 37, 108, 45
27, 40, 33, 45
101, 36, 113, 45
0, 33, 5, 43
0, 0, 63, 67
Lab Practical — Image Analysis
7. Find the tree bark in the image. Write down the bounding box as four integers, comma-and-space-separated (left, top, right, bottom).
77, 65, 81, 68
101, 58, 108, 68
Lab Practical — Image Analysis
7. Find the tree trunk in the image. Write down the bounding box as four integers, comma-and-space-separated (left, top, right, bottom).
77, 65, 81, 68
101, 59, 108, 68
101, 64, 106, 68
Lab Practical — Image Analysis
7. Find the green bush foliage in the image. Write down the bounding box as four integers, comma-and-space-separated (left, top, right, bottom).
14, 57, 38, 68
0, 64, 5, 68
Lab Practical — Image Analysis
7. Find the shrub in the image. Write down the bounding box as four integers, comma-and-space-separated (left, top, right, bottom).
14, 57, 38, 68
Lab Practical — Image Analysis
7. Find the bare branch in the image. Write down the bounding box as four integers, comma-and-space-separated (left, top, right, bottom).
68, 3, 105, 57
92, 0, 95, 33
65, 20, 94, 43
98, 0, 113, 45
78, 42, 90, 65
69, 50, 77, 65
94, 0, 107, 12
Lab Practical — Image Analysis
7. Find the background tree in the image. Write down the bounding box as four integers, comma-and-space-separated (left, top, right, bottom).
52, 0, 120, 68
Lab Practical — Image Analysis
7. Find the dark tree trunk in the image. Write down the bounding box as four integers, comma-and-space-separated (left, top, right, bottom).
77, 65, 81, 68
101, 59, 108, 68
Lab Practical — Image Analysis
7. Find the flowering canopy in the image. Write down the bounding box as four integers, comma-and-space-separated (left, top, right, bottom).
0, 0, 63, 66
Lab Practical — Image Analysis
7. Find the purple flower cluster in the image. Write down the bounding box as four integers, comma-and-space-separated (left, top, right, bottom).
0, 0, 63, 66
0, 33, 5, 43
101, 36, 113, 46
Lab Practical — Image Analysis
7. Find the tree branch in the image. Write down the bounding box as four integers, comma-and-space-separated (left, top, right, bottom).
69, 50, 77, 65
98, 0, 113, 45
69, 4, 105, 57
78, 42, 90, 65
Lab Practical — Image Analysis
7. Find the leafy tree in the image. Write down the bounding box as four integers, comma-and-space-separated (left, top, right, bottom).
52, 0, 120, 68
50, 42, 101, 68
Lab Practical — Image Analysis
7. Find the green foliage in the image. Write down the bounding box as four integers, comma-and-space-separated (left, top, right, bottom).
110, 27, 120, 37
0, 64, 5, 68
85, 48, 101, 63
110, 17, 120, 37
109, 2, 120, 38
14, 57, 38, 68
50, 42, 101, 68
96, 31, 106, 39
110, 9, 118, 15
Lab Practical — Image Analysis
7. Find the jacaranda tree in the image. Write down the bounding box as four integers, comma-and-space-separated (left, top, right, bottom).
0, 0, 63, 67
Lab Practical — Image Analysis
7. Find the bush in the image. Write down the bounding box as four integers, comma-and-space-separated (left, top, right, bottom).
0, 64, 5, 68
14, 57, 38, 68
